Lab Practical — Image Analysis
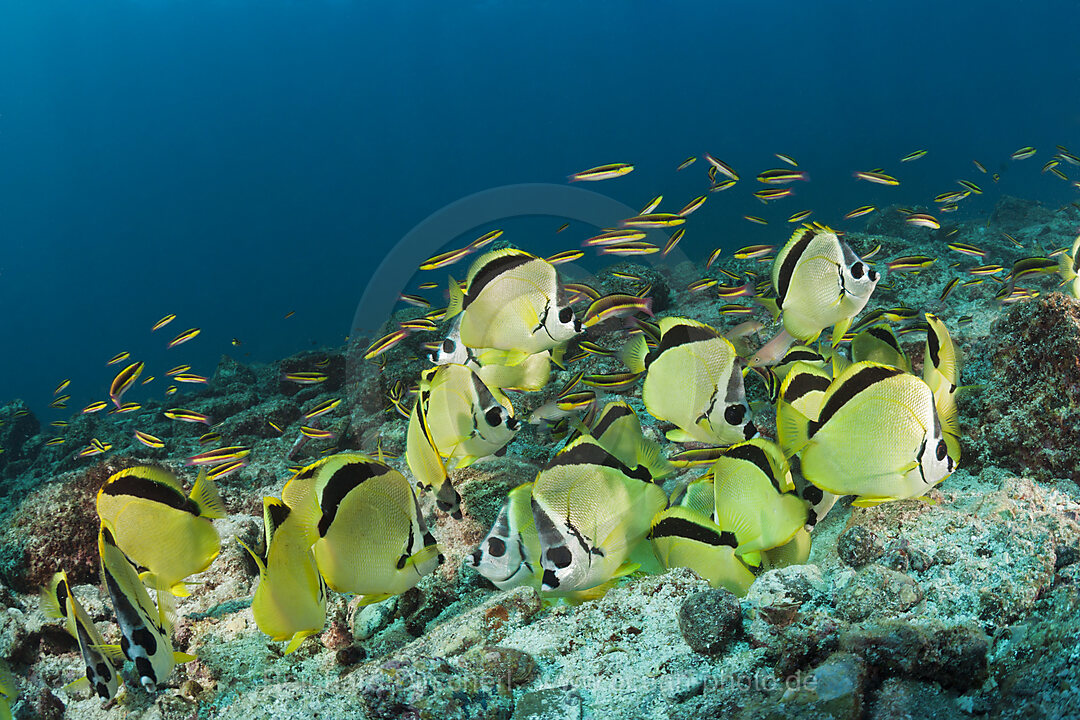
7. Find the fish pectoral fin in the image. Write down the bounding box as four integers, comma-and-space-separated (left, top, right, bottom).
283, 630, 320, 655
776, 403, 811, 458
445, 275, 464, 318
88, 643, 127, 664
739, 551, 762, 569
402, 544, 442, 573
636, 439, 674, 480
355, 593, 395, 608
620, 335, 649, 373
752, 297, 781, 322
96, 643, 126, 665
830, 317, 853, 347
850, 496, 901, 508
62, 676, 91, 692
612, 561, 640, 579
664, 428, 699, 443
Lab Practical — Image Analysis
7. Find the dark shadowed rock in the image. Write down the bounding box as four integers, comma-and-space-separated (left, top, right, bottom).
678, 587, 742, 655
840, 619, 989, 690
837, 526, 884, 568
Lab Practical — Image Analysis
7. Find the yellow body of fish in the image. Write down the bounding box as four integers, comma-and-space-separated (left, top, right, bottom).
772, 224, 879, 343
239, 497, 326, 654
283, 454, 442, 601
96, 466, 224, 596
781, 362, 955, 505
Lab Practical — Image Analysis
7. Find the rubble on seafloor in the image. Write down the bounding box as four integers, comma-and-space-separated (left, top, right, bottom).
1, 196, 1079, 718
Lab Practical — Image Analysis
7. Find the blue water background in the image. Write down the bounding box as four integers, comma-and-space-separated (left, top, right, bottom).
2, 0, 1078, 416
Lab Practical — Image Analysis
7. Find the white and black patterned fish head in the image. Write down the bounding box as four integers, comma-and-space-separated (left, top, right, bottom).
917, 404, 955, 488
716, 359, 757, 442
431, 318, 468, 365
543, 303, 583, 343
839, 240, 880, 303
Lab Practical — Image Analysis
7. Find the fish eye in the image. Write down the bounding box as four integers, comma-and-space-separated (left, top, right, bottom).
486, 537, 506, 557
936, 439, 947, 461
484, 407, 503, 426
851, 262, 865, 279
724, 404, 746, 425
441, 339, 455, 353
559, 307, 573, 324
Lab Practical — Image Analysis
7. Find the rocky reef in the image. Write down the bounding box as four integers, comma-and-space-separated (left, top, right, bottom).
2, 196, 1080, 719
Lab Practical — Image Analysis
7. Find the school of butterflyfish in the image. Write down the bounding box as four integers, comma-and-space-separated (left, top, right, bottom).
28, 145, 1080, 705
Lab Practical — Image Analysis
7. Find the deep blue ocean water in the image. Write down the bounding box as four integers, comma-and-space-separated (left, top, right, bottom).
2, 0, 1079, 417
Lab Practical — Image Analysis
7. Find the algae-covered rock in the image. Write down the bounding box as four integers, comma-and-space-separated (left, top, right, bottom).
678, 587, 742, 655
456, 645, 537, 689
866, 677, 963, 720
834, 565, 923, 622
966, 293, 1080, 482
836, 525, 884, 568
511, 686, 582, 720
767, 651, 867, 720
0, 400, 40, 482
750, 610, 845, 678
360, 656, 513, 720
0, 458, 143, 593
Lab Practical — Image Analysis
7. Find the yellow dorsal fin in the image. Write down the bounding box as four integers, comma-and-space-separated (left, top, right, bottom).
129, 465, 184, 491
153, 575, 177, 632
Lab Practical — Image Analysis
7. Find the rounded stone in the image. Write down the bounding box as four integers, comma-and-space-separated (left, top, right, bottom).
678, 588, 742, 655
837, 526, 884, 568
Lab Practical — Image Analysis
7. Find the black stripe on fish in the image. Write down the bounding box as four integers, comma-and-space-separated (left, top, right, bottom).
926, 319, 942, 369
546, 438, 631, 475
100, 532, 162, 665
590, 403, 634, 440
776, 226, 817, 308
317, 460, 381, 536
867, 325, 903, 355
646, 321, 719, 369
723, 442, 783, 492
264, 500, 290, 544
782, 348, 825, 363
783, 371, 831, 403
100, 473, 195, 515
55, 577, 70, 619
649, 515, 737, 548
724, 358, 746, 404
464, 251, 537, 311
810, 364, 903, 437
